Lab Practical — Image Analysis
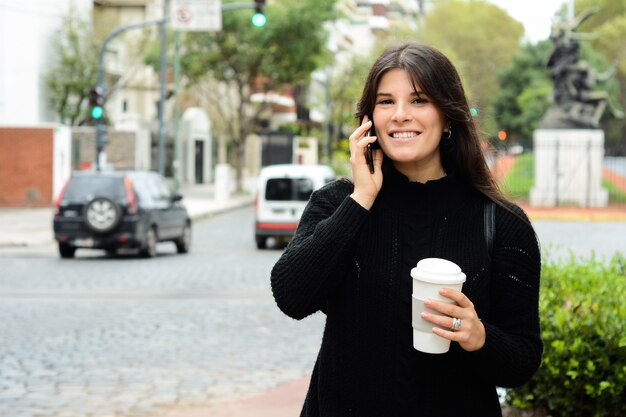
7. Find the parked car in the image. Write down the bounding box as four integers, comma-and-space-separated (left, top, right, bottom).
254, 164, 335, 249
53, 170, 191, 258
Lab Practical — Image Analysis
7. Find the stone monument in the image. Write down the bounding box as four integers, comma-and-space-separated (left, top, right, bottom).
530, 9, 624, 207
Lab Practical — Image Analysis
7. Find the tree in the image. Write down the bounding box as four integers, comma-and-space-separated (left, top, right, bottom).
45, 10, 99, 126
492, 41, 552, 147
319, 53, 372, 169
419, 0, 524, 134
576, 0, 626, 147
167, 0, 337, 191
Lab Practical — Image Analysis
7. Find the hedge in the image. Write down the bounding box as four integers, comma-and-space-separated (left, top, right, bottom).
506, 253, 626, 416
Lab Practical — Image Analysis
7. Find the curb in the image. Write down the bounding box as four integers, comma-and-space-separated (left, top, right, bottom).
187, 198, 254, 222
0, 198, 254, 249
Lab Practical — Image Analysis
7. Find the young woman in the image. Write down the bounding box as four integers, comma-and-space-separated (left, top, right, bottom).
271, 42, 542, 417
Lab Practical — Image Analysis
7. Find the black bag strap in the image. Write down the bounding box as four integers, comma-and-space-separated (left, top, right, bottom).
484, 200, 496, 258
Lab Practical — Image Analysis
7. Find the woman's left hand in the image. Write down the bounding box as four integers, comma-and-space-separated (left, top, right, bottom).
421, 288, 486, 352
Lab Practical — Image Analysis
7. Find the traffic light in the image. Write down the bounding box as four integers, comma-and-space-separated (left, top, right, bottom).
497, 130, 507, 141
470, 107, 478, 117
251, 0, 266, 27
89, 86, 104, 120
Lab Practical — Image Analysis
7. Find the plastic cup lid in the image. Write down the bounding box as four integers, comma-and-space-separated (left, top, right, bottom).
410, 257, 466, 284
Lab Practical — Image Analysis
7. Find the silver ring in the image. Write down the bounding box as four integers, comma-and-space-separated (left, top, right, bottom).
451, 317, 462, 331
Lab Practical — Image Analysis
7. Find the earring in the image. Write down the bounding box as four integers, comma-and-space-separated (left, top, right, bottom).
444, 127, 452, 140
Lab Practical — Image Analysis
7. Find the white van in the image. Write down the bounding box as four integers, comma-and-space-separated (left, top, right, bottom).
255, 164, 335, 249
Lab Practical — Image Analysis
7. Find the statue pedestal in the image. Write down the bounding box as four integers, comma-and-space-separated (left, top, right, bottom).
530, 129, 608, 207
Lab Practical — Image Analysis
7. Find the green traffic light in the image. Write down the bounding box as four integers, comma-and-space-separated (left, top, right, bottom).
91, 106, 104, 120
251, 12, 266, 27
470, 107, 478, 117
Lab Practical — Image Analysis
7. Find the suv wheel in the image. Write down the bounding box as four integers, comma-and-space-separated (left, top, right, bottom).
140, 226, 158, 258
175, 223, 191, 254
84, 197, 122, 233
59, 243, 76, 259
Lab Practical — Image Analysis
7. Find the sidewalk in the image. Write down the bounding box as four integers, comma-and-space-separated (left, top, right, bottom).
520, 203, 626, 221
0, 183, 255, 248
157, 377, 309, 417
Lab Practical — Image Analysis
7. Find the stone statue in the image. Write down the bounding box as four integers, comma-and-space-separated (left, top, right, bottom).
541, 8, 624, 129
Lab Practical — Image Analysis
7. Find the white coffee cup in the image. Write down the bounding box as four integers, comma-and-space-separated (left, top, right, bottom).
410, 258, 466, 354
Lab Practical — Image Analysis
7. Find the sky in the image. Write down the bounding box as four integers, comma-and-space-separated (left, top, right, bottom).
487, 0, 573, 43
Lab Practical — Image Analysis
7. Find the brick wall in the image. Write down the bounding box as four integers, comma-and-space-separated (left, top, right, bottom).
0, 128, 54, 207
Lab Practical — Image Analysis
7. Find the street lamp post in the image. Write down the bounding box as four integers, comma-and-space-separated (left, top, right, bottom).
158, 0, 168, 175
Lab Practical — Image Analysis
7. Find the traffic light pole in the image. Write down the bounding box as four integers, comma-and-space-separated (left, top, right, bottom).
94, 2, 263, 172
158, 0, 168, 176
95, 18, 164, 171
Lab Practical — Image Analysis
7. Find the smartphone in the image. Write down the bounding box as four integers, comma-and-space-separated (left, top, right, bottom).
365, 115, 379, 174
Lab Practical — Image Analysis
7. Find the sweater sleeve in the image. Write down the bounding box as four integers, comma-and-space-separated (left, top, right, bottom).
469, 204, 543, 388
271, 181, 371, 320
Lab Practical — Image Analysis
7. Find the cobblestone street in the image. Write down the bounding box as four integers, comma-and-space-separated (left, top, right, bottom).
1, 206, 625, 417
0, 207, 324, 417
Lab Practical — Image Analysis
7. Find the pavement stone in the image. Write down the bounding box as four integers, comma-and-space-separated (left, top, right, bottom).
1, 178, 625, 417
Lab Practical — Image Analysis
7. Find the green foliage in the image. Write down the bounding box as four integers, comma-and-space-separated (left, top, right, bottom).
492, 42, 552, 147
277, 122, 305, 136
330, 137, 351, 177
501, 153, 534, 200
45, 10, 99, 125
507, 254, 626, 417
602, 179, 626, 203
321, 53, 374, 162
420, 0, 524, 134
179, 0, 336, 89
577, 0, 626, 67
575, 0, 626, 142
149, 0, 338, 190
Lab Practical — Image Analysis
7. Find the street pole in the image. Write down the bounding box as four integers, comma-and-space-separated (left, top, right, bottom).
158, 0, 168, 175
173, 31, 181, 193
323, 67, 331, 164
95, 2, 260, 174
95, 18, 165, 171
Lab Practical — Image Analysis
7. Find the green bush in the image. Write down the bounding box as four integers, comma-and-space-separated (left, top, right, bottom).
507, 254, 626, 417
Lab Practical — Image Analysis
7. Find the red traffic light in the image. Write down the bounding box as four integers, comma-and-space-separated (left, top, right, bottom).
89, 86, 104, 107
255, 0, 266, 13
497, 130, 507, 141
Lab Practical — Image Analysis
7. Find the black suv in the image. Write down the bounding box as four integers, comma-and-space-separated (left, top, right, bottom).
53, 170, 191, 258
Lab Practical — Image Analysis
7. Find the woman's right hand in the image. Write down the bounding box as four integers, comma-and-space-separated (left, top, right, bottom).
349, 116, 383, 210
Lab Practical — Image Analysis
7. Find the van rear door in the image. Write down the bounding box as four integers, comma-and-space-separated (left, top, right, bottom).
260, 176, 314, 226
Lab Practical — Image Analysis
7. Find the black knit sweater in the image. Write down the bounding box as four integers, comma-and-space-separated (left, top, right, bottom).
271, 165, 542, 417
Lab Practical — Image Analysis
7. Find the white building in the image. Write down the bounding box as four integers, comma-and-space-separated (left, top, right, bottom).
0, 0, 165, 128
0, 0, 92, 125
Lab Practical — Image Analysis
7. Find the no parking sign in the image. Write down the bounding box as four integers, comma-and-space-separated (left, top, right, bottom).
171, 0, 222, 31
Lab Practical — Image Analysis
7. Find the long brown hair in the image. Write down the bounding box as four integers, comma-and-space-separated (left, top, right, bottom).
355, 42, 507, 207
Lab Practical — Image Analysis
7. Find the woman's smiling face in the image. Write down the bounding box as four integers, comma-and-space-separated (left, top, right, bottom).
372, 68, 448, 182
